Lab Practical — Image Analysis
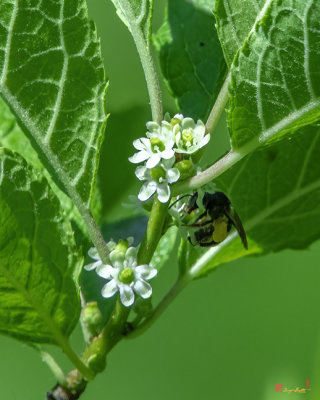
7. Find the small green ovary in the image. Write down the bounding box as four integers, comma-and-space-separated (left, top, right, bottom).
118, 267, 135, 284
150, 166, 166, 182
150, 137, 165, 152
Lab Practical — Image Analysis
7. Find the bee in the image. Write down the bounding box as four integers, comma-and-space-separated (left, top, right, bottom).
172, 191, 248, 249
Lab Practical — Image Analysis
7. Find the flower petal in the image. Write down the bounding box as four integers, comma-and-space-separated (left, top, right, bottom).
146, 121, 160, 135
126, 246, 138, 260
110, 250, 125, 266
119, 284, 135, 307
161, 156, 175, 170
181, 117, 195, 130
164, 112, 171, 122
106, 240, 116, 251
96, 264, 115, 279
167, 167, 180, 184
135, 264, 157, 280
88, 247, 99, 260
138, 181, 157, 201
157, 183, 170, 203
127, 236, 134, 246
101, 279, 119, 298
133, 279, 152, 299
135, 165, 147, 181
173, 113, 184, 120
146, 153, 161, 169
84, 260, 101, 271
199, 134, 210, 148
132, 138, 146, 151
161, 149, 175, 159
129, 150, 150, 164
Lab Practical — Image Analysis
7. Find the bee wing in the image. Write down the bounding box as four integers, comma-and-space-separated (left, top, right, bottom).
225, 208, 248, 249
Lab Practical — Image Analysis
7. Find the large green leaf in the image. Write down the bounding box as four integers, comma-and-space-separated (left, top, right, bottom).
0, 98, 103, 251
154, 0, 226, 120
184, 126, 320, 278
0, 98, 87, 234
0, 0, 107, 210
214, 0, 266, 67
0, 149, 82, 343
109, 0, 153, 49
228, 0, 320, 149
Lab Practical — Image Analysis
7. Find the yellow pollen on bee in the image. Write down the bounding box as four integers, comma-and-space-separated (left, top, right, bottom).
212, 216, 229, 243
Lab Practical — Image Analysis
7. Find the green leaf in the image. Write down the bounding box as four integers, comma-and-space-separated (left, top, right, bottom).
110, 0, 153, 49
0, 98, 86, 233
214, 0, 266, 67
0, 0, 107, 210
195, 0, 215, 13
154, 0, 226, 120
0, 149, 82, 343
228, 0, 320, 149
187, 126, 320, 278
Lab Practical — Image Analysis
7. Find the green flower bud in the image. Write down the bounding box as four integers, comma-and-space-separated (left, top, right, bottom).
118, 267, 135, 284
115, 239, 129, 254
174, 159, 195, 180
150, 166, 166, 182
150, 137, 165, 152
170, 117, 182, 127
81, 302, 103, 337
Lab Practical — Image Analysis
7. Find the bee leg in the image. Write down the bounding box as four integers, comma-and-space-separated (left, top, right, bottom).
188, 236, 196, 246
198, 240, 219, 247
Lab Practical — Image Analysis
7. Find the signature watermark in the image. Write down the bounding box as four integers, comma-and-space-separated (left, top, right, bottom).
275, 380, 311, 394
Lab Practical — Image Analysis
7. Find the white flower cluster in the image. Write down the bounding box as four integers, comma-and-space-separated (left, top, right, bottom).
129, 114, 210, 203
85, 238, 157, 307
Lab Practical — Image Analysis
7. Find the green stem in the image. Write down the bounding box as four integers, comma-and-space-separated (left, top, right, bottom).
205, 72, 230, 134
137, 197, 168, 264
172, 110, 282, 196
60, 336, 95, 381
127, 276, 189, 339
82, 299, 130, 373
41, 349, 67, 386
133, 33, 163, 123
77, 204, 109, 264
120, 0, 163, 123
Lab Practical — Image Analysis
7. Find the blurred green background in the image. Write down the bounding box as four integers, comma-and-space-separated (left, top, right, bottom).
1, 1, 320, 399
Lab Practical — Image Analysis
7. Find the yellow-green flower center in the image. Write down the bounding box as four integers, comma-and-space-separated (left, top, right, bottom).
150, 137, 165, 153
182, 129, 194, 147
150, 166, 166, 182
118, 267, 135, 284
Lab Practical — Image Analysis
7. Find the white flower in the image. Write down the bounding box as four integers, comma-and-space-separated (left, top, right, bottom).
129, 121, 175, 168
85, 238, 134, 272
175, 117, 210, 154
84, 247, 104, 271
96, 247, 157, 307
135, 157, 180, 203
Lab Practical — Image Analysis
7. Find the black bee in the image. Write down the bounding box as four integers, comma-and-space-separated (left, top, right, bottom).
173, 191, 248, 249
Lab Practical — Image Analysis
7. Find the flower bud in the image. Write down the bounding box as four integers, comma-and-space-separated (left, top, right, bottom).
174, 159, 195, 180
81, 302, 103, 337
115, 239, 129, 254
170, 116, 182, 127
